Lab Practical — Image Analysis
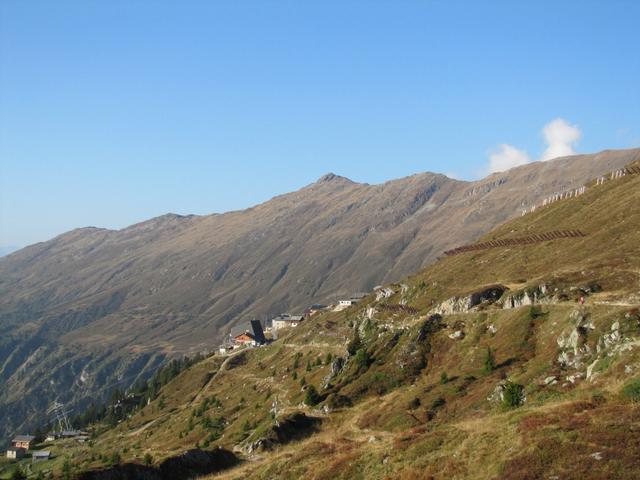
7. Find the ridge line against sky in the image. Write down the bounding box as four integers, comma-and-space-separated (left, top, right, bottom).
1, 1, 639, 248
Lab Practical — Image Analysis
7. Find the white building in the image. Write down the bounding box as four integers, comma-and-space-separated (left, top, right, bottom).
6, 447, 25, 459
333, 292, 369, 311
32, 450, 51, 462
271, 314, 304, 331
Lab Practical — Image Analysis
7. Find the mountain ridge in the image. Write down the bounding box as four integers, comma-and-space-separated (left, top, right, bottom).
21, 153, 640, 480
1, 147, 639, 440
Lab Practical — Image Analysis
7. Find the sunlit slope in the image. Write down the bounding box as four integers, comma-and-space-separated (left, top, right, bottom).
59, 165, 640, 480
2, 148, 639, 441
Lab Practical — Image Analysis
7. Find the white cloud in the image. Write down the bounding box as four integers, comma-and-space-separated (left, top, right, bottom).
483, 118, 582, 175
540, 118, 581, 161
487, 144, 531, 173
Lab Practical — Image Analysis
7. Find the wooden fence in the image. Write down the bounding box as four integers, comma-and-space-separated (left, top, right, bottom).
444, 230, 587, 256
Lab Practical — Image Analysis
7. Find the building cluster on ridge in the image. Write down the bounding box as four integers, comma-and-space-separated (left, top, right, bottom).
5, 429, 90, 465
217, 292, 371, 354
6, 435, 50, 464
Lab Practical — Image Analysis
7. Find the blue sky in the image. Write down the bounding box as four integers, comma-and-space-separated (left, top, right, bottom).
1, 1, 639, 249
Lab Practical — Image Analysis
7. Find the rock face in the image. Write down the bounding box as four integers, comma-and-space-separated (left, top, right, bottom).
323, 356, 346, 388
557, 309, 595, 369
503, 284, 552, 309
1, 148, 638, 438
430, 285, 507, 315
244, 412, 321, 453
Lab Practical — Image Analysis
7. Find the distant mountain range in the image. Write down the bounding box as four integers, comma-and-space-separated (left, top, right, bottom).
1, 147, 638, 438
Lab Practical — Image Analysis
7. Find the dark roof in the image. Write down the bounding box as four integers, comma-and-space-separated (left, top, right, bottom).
7, 447, 25, 452
12, 435, 35, 442
272, 314, 304, 321
350, 292, 369, 299
250, 320, 266, 344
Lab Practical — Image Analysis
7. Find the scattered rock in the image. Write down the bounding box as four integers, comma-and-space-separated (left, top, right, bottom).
598, 320, 623, 352
565, 373, 583, 384
448, 330, 464, 340
375, 287, 395, 301
543, 376, 558, 386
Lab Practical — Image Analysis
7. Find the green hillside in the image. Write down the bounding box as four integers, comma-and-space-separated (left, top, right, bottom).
8, 165, 639, 480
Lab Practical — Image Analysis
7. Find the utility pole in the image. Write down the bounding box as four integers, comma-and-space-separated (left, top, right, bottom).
47, 401, 72, 432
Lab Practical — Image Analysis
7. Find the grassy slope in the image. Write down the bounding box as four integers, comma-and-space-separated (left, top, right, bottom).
43, 168, 640, 479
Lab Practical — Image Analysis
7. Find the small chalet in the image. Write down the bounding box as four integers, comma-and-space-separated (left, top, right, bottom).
32, 450, 51, 462
6, 447, 25, 459
271, 314, 304, 331
12, 435, 35, 450
233, 332, 257, 346
233, 320, 268, 347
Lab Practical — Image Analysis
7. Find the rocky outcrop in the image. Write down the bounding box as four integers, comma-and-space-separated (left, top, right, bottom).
430, 285, 507, 315
375, 287, 395, 301
323, 356, 345, 389
502, 284, 552, 309
244, 412, 321, 453
557, 309, 595, 369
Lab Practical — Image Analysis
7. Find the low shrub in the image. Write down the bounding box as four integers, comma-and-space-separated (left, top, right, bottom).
483, 347, 496, 374
622, 378, 640, 402
326, 393, 352, 410
502, 381, 525, 409
305, 385, 321, 406
353, 348, 370, 371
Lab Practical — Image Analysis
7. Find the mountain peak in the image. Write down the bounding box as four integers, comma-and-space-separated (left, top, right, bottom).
316, 172, 353, 184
